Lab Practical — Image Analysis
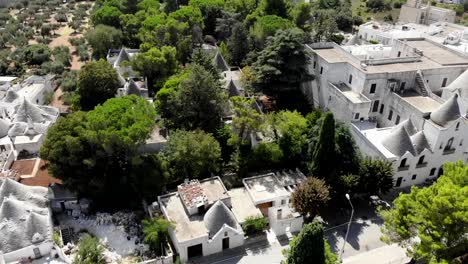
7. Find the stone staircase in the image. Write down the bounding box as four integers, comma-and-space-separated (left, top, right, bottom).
415, 71, 429, 97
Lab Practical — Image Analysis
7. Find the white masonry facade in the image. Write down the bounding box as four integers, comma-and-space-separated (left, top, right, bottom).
302, 38, 468, 188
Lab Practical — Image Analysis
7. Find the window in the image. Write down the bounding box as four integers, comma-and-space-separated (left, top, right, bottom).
400, 82, 406, 90
395, 115, 401, 125
313, 61, 316, 69
354, 113, 360, 119
417, 155, 425, 164
455, 122, 460, 131
444, 137, 454, 151
412, 174, 417, 180
460, 140, 463, 146
224, 232, 228, 237
399, 158, 407, 168
320, 67, 323, 74
441, 78, 448, 87
397, 51, 401, 57
388, 110, 393, 120
372, 100, 380, 112
379, 104, 385, 114
370, 83, 376, 94
348, 74, 353, 84
430, 168, 436, 176
281, 199, 286, 206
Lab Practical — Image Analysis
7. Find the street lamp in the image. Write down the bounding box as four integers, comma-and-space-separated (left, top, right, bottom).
339, 193, 354, 263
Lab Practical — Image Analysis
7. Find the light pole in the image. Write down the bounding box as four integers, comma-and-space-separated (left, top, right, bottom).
339, 193, 354, 263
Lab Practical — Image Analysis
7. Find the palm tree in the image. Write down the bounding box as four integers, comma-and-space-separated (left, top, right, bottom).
142, 218, 175, 256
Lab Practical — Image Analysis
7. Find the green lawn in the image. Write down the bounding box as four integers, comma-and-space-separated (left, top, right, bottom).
351, 0, 402, 22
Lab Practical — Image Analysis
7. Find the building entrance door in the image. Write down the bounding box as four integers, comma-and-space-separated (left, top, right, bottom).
222, 237, 229, 249
395, 177, 403, 187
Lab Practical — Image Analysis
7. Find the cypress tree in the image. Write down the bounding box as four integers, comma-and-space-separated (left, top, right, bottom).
310, 112, 336, 179
286, 221, 325, 264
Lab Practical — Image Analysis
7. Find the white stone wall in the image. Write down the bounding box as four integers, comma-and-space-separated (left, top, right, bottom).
3, 241, 53, 263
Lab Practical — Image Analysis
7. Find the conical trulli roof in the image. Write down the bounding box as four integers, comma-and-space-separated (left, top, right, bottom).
411, 131, 430, 154
126, 79, 141, 96
15, 99, 45, 123
430, 94, 460, 127
447, 69, 468, 98
213, 51, 229, 72
391, 119, 417, 136
203, 200, 237, 236
0, 118, 10, 137
382, 125, 416, 156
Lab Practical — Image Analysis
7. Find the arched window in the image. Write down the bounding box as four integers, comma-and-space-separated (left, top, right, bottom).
417, 155, 425, 165
430, 168, 436, 176
444, 137, 454, 151
455, 122, 460, 131
399, 158, 407, 168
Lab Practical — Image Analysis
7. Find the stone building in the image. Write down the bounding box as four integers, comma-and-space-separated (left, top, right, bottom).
302, 39, 468, 188
399, 0, 456, 25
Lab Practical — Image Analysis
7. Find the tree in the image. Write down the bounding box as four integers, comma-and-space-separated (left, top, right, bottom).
40, 24, 52, 39
142, 218, 175, 256
250, 15, 294, 49
292, 2, 312, 30
311, 10, 339, 42
357, 158, 394, 195
161, 130, 221, 180
310, 112, 335, 179
157, 65, 228, 132
284, 221, 326, 264
335, 124, 360, 176
132, 46, 178, 90
20, 44, 51, 66
73, 234, 105, 264
215, 11, 241, 40
227, 23, 250, 66
40, 96, 158, 208
230, 96, 263, 144
189, 0, 225, 36
252, 28, 310, 89
77, 59, 120, 110
190, 49, 220, 79
224, 0, 257, 19
319, 0, 339, 9
91, 5, 123, 26
85, 25, 122, 59
291, 177, 330, 218
259, 0, 290, 18
243, 215, 268, 235
380, 161, 468, 263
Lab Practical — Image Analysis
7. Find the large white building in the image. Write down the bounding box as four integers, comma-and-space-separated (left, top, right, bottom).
399, 0, 456, 25
358, 21, 468, 55
0, 178, 54, 263
302, 38, 468, 188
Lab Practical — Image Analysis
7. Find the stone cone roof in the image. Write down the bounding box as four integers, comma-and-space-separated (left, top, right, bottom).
126, 79, 141, 96
227, 79, 239, 97
15, 99, 45, 123
0, 118, 10, 138
203, 200, 237, 236
430, 94, 460, 127
447, 69, 468, 98
391, 119, 417, 136
411, 131, 430, 154
4, 90, 19, 103
382, 125, 416, 156
213, 51, 229, 72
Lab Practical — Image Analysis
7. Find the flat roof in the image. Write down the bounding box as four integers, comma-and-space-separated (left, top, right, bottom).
160, 193, 208, 242
335, 83, 371, 104
200, 177, 230, 204
0, 77, 17, 83
243, 171, 306, 204
405, 40, 468, 65
400, 92, 442, 113
228, 188, 262, 224
357, 126, 396, 159
16, 83, 45, 100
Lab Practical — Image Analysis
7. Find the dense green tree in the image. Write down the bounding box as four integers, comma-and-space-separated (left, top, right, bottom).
246, 142, 284, 171
380, 161, 468, 263
169, 5, 204, 28
85, 25, 122, 59
120, 14, 142, 48
189, 0, 225, 36
137, 0, 161, 12
291, 177, 330, 218
163, 0, 178, 13
224, 0, 257, 19
215, 11, 241, 40
357, 158, 394, 195
366, 0, 391, 12
252, 28, 311, 90
40, 96, 158, 207
230, 96, 263, 144
190, 49, 220, 79
284, 221, 326, 264
227, 23, 250, 66
91, 5, 123, 26
161, 130, 222, 180
142, 218, 175, 256
250, 15, 294, 49
335, 124, 360, 175
292, 2, 312, 30
76, 59, 120, 110
259, 0, 290, 18
157, 65, 228, 132
310, 112, 335, 179
132, 46, 178, 90
40, 24, 52, 39
319, 0, 339, 9
20, 44, 51, 66
311, 10, 339, 42
73, 234, 104, 264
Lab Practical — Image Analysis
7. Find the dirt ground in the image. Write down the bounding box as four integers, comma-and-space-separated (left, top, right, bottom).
10, 159, 36, 175
49, 25, 85, 70
50, 87, 70, 112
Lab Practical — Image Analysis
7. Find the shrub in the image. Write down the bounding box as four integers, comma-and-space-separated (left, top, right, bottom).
53, 230, 63, 247
43, 91, 54, 105
73, 234, 104, 264
243, 215, 268, 235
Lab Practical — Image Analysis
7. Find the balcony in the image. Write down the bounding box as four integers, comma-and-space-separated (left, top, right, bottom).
397, 165, 410, 171
416, 162, 428, 168
443, 148, 456, 155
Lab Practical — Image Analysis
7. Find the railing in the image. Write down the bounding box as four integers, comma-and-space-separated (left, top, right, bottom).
416, 162, 428, 168
443, 148, 456, 155
397, 166, 410, 171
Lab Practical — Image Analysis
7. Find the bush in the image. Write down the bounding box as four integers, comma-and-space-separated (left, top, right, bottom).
243, 215, 268, 235
73, 234, 104, 264
369, 39, 379, 44
53, 230, 63, 247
